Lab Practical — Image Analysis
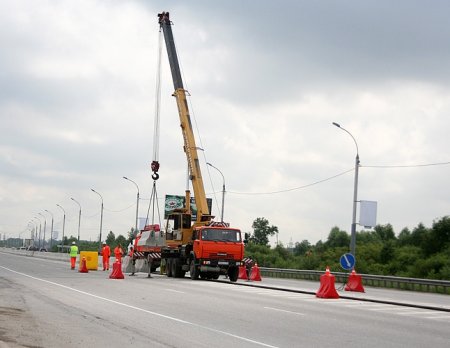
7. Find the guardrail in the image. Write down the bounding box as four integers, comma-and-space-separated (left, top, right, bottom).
260, 267, 450, 294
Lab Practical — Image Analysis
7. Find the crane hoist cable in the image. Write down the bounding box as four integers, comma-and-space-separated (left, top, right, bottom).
146, 181, 162, 228
144, 26, 163, 229
151, 26, 163, 181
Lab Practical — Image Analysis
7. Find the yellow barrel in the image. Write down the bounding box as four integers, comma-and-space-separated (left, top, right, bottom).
79, 251, 98, 270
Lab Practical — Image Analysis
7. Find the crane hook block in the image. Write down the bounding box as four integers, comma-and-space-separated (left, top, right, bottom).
151, 160, 160, 173
151, 160, 160, 180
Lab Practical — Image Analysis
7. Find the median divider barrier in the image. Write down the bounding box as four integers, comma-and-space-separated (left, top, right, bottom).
316, 266, 339, 299
79, 251, 98, 270
345, 269, 365, 292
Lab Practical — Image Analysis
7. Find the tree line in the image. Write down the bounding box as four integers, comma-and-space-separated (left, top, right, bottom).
245, 216, 450, 280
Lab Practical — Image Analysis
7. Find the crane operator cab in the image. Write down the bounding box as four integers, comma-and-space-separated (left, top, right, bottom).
165, 211, 192, 244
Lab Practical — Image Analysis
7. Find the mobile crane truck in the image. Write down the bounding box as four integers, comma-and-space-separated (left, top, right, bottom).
133, 12, 244, 282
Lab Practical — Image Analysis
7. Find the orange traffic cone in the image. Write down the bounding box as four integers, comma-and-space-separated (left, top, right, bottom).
79, 257, 89, 273
316, 266, 339, 299
250, 263, 262, 281
238, 265, 248, 280
109, 260, 124, 279
345, 269, 365, 292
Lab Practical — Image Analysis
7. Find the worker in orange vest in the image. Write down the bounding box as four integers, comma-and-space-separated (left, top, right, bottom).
102, 242, 111, 271
114, 243, 123, 263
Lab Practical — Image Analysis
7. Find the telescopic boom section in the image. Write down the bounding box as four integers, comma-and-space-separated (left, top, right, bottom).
158, 12, 210, 223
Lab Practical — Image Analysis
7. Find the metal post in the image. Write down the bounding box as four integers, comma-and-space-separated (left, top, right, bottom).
38, 213, 46, 250
206, 162, 226, 222
351, 154, 360, 256
45, 209, 54, 249
71, 198, 81, 242
332, 122, 360, 257
123, 177, 140, 233
34, 217, 42, 249
56, 204, 66, 252
91, 189, 104, 250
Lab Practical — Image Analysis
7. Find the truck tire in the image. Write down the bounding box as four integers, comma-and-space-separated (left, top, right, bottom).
228, 266, 239, 282
166, 258, 173, 277
190, 260, 199, 280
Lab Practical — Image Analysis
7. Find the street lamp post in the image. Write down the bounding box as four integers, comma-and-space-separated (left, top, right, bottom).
206, 162, 226, 223
91, 189, 104, 249
332, 122, 360, 257
38, 213, 46, 250
56, 204, 66, 252
71, 198, 81, 242
123, 176, 140, 233
34, 217, 41, 248
45, 209, 54, 249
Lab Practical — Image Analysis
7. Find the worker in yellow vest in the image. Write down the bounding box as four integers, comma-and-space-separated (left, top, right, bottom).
70, 241, 78, 270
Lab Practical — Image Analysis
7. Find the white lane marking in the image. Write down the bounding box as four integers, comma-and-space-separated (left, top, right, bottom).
166, 289, 185, 294
367, 307, 411, 311
264, 307, 305, 316
1, 266, 279, 348
397, 311, 435, 316
423, 315, 450, 320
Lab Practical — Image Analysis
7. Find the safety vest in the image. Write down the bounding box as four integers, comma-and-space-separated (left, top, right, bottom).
70, 245, 78, 257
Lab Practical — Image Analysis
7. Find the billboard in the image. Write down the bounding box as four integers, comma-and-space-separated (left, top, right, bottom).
359, 200, 377, 228
164, 194, 212, 220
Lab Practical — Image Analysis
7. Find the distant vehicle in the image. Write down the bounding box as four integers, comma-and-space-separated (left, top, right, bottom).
27, 246, 38, 251
39, 248, 47, 252
19, 247, 27, 250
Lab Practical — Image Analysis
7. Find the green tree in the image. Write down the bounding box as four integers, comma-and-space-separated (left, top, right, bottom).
294, 240, 311, 256
115, 234, 127, 249
397, 227, 412, 246
106, 231, 115, 246
374, 224, 396, 242
410, 223, 428, 248
325, 226, 350, 248
250, 217, 278, 246
424, 216, 450, 255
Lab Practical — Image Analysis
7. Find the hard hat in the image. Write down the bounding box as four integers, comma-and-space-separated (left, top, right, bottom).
72, 241, 76, 245
102, 241, 106, 245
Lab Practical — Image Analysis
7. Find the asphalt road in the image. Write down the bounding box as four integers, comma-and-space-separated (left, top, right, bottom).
1, 252, 449, 348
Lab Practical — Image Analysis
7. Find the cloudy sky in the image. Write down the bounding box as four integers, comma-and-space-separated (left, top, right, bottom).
1, 0, 449, 247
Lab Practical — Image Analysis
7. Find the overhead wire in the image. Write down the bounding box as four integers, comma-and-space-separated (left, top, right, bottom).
228, 168, 355, 195
228, 160, 450, 196
362, 161, 450, 168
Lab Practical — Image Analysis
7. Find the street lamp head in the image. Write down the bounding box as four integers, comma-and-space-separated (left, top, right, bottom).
123, 176, 128, 180
332, 122, 341, 128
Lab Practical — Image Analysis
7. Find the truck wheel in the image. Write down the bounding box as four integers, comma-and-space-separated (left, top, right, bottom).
166, 259, 173, 277
212, 273, 220, 280
172, 258, 180, 278
190, 260, 199, 280
228, 266, 239, 282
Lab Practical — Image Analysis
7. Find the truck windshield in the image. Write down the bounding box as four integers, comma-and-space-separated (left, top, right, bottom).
201, 229, 241, 242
